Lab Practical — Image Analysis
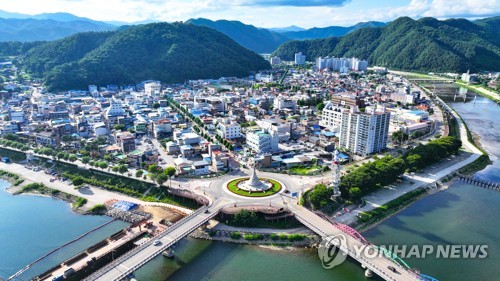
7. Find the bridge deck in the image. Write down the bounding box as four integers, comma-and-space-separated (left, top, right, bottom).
288, 204, 422, 281
85, 198, 232, 281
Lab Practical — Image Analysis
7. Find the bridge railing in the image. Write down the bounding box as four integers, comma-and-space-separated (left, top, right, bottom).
83, 206, 210, 281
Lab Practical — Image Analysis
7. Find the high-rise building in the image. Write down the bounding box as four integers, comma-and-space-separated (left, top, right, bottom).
270, 56, 281, 66
294, 52, 306, 65
339, 106, 390, 155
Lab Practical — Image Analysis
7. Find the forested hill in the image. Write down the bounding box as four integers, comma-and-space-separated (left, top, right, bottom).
186, 18, 289, 54
21, 22, 271, 91
273, 16, 500, 73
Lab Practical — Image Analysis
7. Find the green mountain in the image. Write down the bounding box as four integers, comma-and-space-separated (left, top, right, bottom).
0, 18, 115, 42
282, 21, 386, 40
22, 22, 270, 91
273, 16, 500, 72
186, 18, 289, 54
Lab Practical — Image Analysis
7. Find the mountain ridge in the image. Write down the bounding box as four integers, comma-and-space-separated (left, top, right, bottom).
272, 16, 500, 72
21, 22, 271, 91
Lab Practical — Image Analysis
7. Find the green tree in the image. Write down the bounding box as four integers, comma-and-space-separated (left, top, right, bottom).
117, 164, 128, 174
164, 166, 176, 177
56, 152, 65, 160
308, 184, 332, 209
316, 102, 325, 111
81, 156, 90, 164
152, 102, 160, 109
135, 170, 144, 178
233, 210, 258, 226
113, 124, 126, 131
68, 154, 77, 162
348, 187, 362, 201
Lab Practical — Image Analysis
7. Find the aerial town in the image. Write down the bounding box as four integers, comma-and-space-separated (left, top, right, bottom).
0, 54, 439, 177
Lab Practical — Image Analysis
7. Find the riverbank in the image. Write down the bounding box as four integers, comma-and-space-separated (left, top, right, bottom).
455, 81, 500, 104
190, 227, 320, 248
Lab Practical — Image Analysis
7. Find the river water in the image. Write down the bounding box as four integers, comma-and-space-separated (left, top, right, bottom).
0, 181, 129, 280
2, 94, 498, 281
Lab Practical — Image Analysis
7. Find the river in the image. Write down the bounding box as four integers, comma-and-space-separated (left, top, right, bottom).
0, 181, 129, 280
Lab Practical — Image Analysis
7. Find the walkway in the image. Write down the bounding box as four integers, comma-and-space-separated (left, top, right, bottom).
84, 198, 233, 281
289, 203, 421, 281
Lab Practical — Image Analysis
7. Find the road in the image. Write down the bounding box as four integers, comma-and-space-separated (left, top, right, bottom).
84, 198, 233, 281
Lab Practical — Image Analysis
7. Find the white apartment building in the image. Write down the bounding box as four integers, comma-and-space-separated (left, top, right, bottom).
295, 52, 306, 65
274, 96, 296, 111
105, 101, 126, 125
316, 56, 368, 72
255, 119, 291, 142
217, 120, 241, 140
246, 130, 279, 154
339, 106, 390, 156
320, 102, 346, 132
144, 81, 161, 96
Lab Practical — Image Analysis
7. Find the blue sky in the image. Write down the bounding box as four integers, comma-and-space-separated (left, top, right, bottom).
0, 0, 498, 28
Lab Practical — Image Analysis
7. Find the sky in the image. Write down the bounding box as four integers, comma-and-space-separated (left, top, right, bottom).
0, 0, 499, 28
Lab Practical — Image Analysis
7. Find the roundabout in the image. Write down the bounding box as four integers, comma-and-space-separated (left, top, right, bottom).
226, 167, 283, 198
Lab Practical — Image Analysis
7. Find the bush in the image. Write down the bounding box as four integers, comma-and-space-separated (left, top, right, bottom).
89, 204, 107, 213
243, 233, 263, 240
230, 232, 241, 239
233, 210, 258, 226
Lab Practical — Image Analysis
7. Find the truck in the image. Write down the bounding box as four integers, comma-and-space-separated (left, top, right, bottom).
1, 156, 11, 163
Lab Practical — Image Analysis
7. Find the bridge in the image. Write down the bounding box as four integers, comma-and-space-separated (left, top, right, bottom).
289, 203, 434, 281
83, 198, 232, 281
408, 78, 455, 84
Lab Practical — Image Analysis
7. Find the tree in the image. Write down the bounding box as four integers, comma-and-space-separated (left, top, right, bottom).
148, 164, 162, 174
152, 102, 160, 109
155, 173, 170, 186
104, 154, 113, 162
117, 164, 128, 174
309, 184, 332, 209
81, 156, 90, 164
348, 187, 362, 201
68, 154, 77, 162
135, 170, 144, 178
113, 124, 126, 131
72, 176, 84, 186
164, 166, 176, 177
316, 102, 325, 111
391, 131, 409, 144
56, 152, 65, 160
98, 161, 108, 169
233, 210, 258, 227
61, 135, 74, 142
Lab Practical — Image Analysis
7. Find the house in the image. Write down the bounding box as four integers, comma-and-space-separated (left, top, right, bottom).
192, 160, 210, 175
174, 157, 193, 174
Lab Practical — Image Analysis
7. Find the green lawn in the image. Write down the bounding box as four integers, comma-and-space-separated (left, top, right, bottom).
289, 165, 323, 175
227, 178, 282, 197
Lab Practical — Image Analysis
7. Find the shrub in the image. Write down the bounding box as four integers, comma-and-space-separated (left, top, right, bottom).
230, 232, 241, 239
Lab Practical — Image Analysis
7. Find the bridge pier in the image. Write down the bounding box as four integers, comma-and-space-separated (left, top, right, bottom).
364, 269, 373, 278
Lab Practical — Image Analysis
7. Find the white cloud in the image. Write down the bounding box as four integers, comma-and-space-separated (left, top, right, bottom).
0, 0, 498, 27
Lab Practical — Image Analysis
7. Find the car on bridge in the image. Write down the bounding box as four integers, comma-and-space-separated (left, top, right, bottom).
388, 266, 398, 273
153, 240, 162, 246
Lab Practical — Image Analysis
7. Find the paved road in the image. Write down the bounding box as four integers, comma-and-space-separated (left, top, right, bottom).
84, 198, 233, 281
289, 203, 421, 281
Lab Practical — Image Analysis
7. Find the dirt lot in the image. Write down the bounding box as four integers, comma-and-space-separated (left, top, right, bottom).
137, 205, 185, 223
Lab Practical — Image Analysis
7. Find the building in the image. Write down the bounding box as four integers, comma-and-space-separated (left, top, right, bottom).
105, 101, 126, 125
320, 102, 346, 132
461, 70, 478, 84
331, 94, 365, 108
294, 52, 306, 65
0, 121, 21, 135
339, 106, 390, 155
246, 130, 279, 154
273, 96, 296, 111
255, 118, 292, 142
269, 56, 281, 66
217, 120, 241, 140
144, 81, 161, 96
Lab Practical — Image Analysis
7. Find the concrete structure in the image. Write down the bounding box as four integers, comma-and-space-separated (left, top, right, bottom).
273, 96, 296, 111
144, 81, 161, 96
339, 106, 390, 156
238, 166, 271, 192
320, 102, 346, 132
269, 56, 281, 66
217, 120, 241, 140
246, 130, 279, 154
294, 52, 306, 65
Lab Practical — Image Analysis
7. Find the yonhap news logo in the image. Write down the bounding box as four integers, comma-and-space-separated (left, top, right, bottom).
317, 234, 348, 269
318, 234, 489, 270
